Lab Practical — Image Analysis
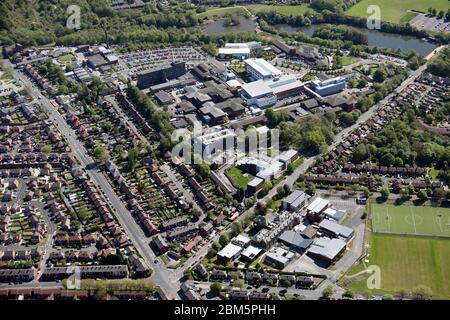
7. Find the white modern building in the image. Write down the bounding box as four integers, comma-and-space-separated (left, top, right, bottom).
241, 74, 304, 108
217, 243, 242, 261
244, 58, 282, 80
194, 127, 237, 157
310, 76, 346, 97
218, 42, 261, 60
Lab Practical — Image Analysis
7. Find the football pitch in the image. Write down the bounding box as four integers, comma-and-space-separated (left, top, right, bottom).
371, 204, 450, 237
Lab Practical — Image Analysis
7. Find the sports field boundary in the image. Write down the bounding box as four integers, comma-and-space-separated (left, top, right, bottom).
371, 230, 450, 239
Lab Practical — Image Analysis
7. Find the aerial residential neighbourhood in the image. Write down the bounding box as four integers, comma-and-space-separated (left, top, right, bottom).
0, 0, 449, 305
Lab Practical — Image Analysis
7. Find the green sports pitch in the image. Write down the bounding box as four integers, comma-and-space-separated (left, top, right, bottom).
371, 204, 450, 237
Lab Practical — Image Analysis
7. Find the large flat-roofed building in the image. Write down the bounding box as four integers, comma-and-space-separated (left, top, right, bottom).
308, 237, 347, 262
244, 58, 282, 81
264, 247, 294, 269
137, 62, 186, 89
279, 230, 313, 253
217, 243, 243, 262
241, 245, 263, 262
310, 76, 346, 97
194, 127, 236, 156
319, 219, 354, 241
241, 75, 303, 108
218, 42, 261, 60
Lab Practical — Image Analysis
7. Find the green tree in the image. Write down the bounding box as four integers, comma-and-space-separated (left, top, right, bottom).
197, 162, 211, 180
342, 290, 354, 299
417, 190, 428, 202
234, 279, 245, 289
92, 146, 110, 162
380, 188, 390, 198
206, 248, 217, 259
210, 282, 222, 295
373, 68, 386, 83
322, 286, 334, 299
219, 233, 230, 247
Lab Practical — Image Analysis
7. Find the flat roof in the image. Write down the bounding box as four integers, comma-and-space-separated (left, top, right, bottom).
242, 75, 303, 98
233, 235, 251, 245
219, 47, 250, 55
309, 237, 346, 260
244, 58, 281, 78
306, 197, 330, 214
265, 247, 294, 265
323, 208, 346, 222
217, 243, 242, 259
319, 219, 354, 239
284, 190, 305, 205
241, 245, 262, 258
279, 230, 313, 250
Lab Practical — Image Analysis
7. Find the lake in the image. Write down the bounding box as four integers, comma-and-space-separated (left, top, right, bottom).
203, 16, 257, 34
273, 24, 437, 56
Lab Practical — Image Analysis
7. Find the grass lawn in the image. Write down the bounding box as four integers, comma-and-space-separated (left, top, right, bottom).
339, 55, 359, 66
198, 6, 250, 19
57, 53, 75, 63
346, 0, 450, 24
199, 4, 315, 19
246, 4, 314, 16
371, 203, 450, 237
226, 167, 255, 191
344, 234, 450, 299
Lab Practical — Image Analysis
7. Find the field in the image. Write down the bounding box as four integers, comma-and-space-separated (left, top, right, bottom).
371, 203, 450, 237
344, 234, 450, 299
246, 4, 314, 16
199, 4, 314, 19
198, 6, 251, 19
346, 0, 450, 24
